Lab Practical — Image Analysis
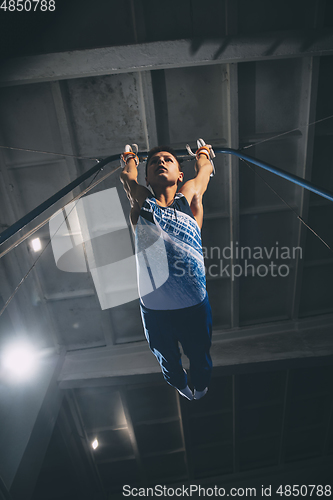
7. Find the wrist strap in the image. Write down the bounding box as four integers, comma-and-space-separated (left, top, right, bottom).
122, 151, 139, 166
196, 146, 210, 160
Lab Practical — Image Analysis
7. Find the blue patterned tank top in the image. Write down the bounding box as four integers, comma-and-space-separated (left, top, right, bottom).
135, 193, 206, 310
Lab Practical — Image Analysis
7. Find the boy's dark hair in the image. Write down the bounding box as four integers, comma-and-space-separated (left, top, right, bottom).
145, 146, 182, 176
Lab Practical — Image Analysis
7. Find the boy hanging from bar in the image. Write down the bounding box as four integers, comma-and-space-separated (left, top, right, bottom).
120, 140, 215, 400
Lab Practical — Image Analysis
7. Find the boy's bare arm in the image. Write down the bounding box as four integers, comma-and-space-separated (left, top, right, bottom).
120, 158, 151, 225
179, 153, 213, 229
193, 153, 214, 195
180, 153, 213, 201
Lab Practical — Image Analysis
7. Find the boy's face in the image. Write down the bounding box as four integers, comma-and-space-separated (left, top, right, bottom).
146, 151, 183, 188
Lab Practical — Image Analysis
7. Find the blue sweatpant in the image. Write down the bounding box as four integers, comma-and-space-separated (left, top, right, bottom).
140, 293, 213, 392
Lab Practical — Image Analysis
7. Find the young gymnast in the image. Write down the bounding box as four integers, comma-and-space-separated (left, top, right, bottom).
120, 141, 214, 400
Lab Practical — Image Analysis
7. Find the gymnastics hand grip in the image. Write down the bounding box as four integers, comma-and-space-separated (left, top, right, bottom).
121, 144, 139, 168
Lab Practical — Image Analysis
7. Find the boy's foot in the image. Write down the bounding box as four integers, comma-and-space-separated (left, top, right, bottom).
194, 387, 208, 400
177, 385, 194, 401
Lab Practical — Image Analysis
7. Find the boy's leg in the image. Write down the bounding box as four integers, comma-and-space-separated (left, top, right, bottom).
178, 294, 213, 393
140, 305, 188, 391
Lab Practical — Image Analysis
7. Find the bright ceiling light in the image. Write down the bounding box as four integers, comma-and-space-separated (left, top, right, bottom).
92, 439, 99, 450
2, 342, 38, 380
31, 238, 42, 252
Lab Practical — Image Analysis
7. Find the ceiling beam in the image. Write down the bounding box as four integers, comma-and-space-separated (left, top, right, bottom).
50, 81, 116, 347
226, 63, 240, 328
56, 399, 104, 499
0, 135, 59, 348
40, 84, 119, 346
119, 389, 146, 483
137, 71, 159, 151
322, 390, 333, 456
58, 314, 333, 388
178, 397, 194, 481
129, 0, 158, 152
64, 390, 107, 498
175, 394, 191, 481
278, 370, 290, 465
290, 56, 320, 320
150, 70, 170, 145
232, 375, 240, 474
51, 82, 117, 347
0, 148, 27, 334
2, 29, 333, 87
50, 81, 81, 179
291, 0, 326, 319
225, 0, 238, 37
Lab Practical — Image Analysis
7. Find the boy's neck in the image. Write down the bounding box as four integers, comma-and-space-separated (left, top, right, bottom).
152, 185, 178, 207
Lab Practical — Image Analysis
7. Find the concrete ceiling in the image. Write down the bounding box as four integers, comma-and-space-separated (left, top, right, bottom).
0, 1, 333, 499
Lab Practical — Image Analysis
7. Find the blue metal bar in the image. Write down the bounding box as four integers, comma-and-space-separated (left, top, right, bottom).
0, 154, 119, 246
214, 148, 333, 203
1, 148, 333, 248
161, 147, 333, 202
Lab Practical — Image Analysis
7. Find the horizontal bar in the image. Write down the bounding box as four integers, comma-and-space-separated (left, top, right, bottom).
215, 148, 333, 203
164, 147, 333, 203
1, 148, 333, 248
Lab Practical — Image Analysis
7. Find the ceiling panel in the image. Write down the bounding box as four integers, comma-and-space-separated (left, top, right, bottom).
238, 0, 310, 33
206, 278, 231, 328
0, 83, 63, 167
299, 263, 333, 316
239, 274, 291, 324
165, 65, 228, 147
50, 297, 106, 348
111, 302, 145, 344
254, 59, 304, 134
142, 452, 187, 482
312, 136, 333, 191
126, 384, 179, 422
303, 204, 333, 261
97, 459, 139, 490
65, 74, 147, 157
192, 443, 234, 478
8, 160, 70, 215
92, 428, 134, 462
75, 387, 127, 430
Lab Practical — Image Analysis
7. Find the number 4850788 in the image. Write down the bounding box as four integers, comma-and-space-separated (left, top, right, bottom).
0, 0, 55, 11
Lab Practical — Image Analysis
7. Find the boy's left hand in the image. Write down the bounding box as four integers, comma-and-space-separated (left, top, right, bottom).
186, 138, 215, 176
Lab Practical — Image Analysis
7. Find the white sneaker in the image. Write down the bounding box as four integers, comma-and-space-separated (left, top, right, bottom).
194, 387, 208, 400
177, 385, 194, 401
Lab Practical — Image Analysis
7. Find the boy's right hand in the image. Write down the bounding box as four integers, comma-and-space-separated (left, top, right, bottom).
121, 144, 139, 169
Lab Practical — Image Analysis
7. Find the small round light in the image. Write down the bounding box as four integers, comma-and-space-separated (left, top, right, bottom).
2, 342, 37, 379
92, 439, 99, 450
